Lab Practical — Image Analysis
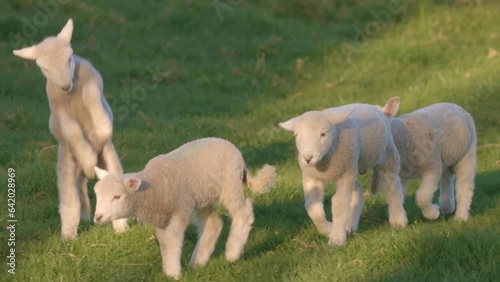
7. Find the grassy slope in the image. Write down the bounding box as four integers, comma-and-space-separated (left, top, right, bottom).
1, 0, 499, 281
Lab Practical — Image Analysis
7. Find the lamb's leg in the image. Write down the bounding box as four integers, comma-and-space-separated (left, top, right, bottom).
77, 174, 91, 221
100, 142, 123, 173
345, 181, 364, 233
156, 214, 191, 280
224, 198, 254, 262
82, 82, 113, 142
454, 148, 476, 221
57, 144, 81, 239
329, 176, 355, 246
439, 167, 456, 215
379, 169, 408, 227
416, 167, 442, 220
99, 142, 128, 233
189, 205, 223, 267
59, 114, 97, 179
303, 177, 331, 236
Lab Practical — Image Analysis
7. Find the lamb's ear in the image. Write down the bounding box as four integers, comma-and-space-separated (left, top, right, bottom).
124, 177, 142, 192
94, 167, 109, 180
325, 109, 353, 125
57, 19, 74, 44
13, 45, 39, 60
381, 96, 400, 118
279, 117, 296, 132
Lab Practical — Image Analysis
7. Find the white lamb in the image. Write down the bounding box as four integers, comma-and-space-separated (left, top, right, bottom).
92, 137, 277, 280
374, 98, 477, 221
13, 19, 128, 238
279, 98, 408, 246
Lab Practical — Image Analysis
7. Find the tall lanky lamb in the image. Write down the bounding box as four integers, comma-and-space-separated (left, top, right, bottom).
13, 19, 128, 239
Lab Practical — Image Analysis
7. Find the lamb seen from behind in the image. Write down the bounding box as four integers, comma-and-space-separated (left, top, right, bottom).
374, 99, 477, 221
279, 98, 408, 246
93, 137, 277, 280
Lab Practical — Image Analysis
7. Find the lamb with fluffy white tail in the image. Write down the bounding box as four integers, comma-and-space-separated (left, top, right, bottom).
374, 98, 477, 221
93, 137, 276, 280
12, 19, 128, 239
279, 98, 408, 246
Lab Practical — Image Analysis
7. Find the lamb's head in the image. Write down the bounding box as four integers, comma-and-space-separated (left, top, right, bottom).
93, 167, 142, 225
13, 19, 76, 92
279, 109, 352, 166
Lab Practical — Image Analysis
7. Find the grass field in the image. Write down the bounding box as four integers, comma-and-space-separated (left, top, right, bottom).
1, 0, 500, 281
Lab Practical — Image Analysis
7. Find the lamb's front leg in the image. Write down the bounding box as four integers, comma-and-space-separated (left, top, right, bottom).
59, 113, 97, 179
156, 214, 191, 280
57, 144, 82, 239
303, 176, 331, 236
82, 81, 113, 143
329, 176, 355, 246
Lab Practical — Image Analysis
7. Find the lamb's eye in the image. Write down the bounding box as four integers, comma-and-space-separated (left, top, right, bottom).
67, 58, 71, 66
113, 195, 121, 200
320, 132, 326, 137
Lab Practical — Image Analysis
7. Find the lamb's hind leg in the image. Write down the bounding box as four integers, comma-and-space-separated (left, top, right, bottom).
303, 177, 331, 236
223, 198, 254, 262
416, 166, 442, 220
77, 174, 91, 221
189, 205, 223, 267
454, 148, 476, 221
439, 167, 456, 215
379, 166, 408, 227
99, 142, 128, 233
156, 213, 191, 280
345, 181, 364, 233
57, 144, 81, 239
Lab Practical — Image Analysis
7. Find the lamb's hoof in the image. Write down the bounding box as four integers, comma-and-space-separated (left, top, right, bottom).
422, 205, 440, 220
318, 222, 332, 236
440, 202, 456, 215
328, 231, 346, 246
61, 230, 77, 240
389, 213, 408, 227
454, 213, 469, 222
112, 219, 129, 233
225, 250, 242, 263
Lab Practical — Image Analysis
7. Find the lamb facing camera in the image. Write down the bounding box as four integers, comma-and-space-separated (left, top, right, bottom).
279, 98, 408, 246
93, 137, 277, 280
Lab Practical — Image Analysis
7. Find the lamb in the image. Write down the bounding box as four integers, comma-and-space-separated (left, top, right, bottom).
12, 19, 128, 239
373, 98, 477, 221
92, 137, 277, 279
279, 98, 408, 246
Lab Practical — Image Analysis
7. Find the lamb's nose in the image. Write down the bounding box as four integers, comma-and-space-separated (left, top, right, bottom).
304, 155, 313, 164
94, 215, 103, 223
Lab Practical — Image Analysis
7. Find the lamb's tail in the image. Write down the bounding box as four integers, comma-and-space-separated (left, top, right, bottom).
244, 164, 277, 194
370, 169, 380, 195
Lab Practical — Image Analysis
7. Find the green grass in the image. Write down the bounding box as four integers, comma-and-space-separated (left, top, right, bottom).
1, 0, 500, 281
